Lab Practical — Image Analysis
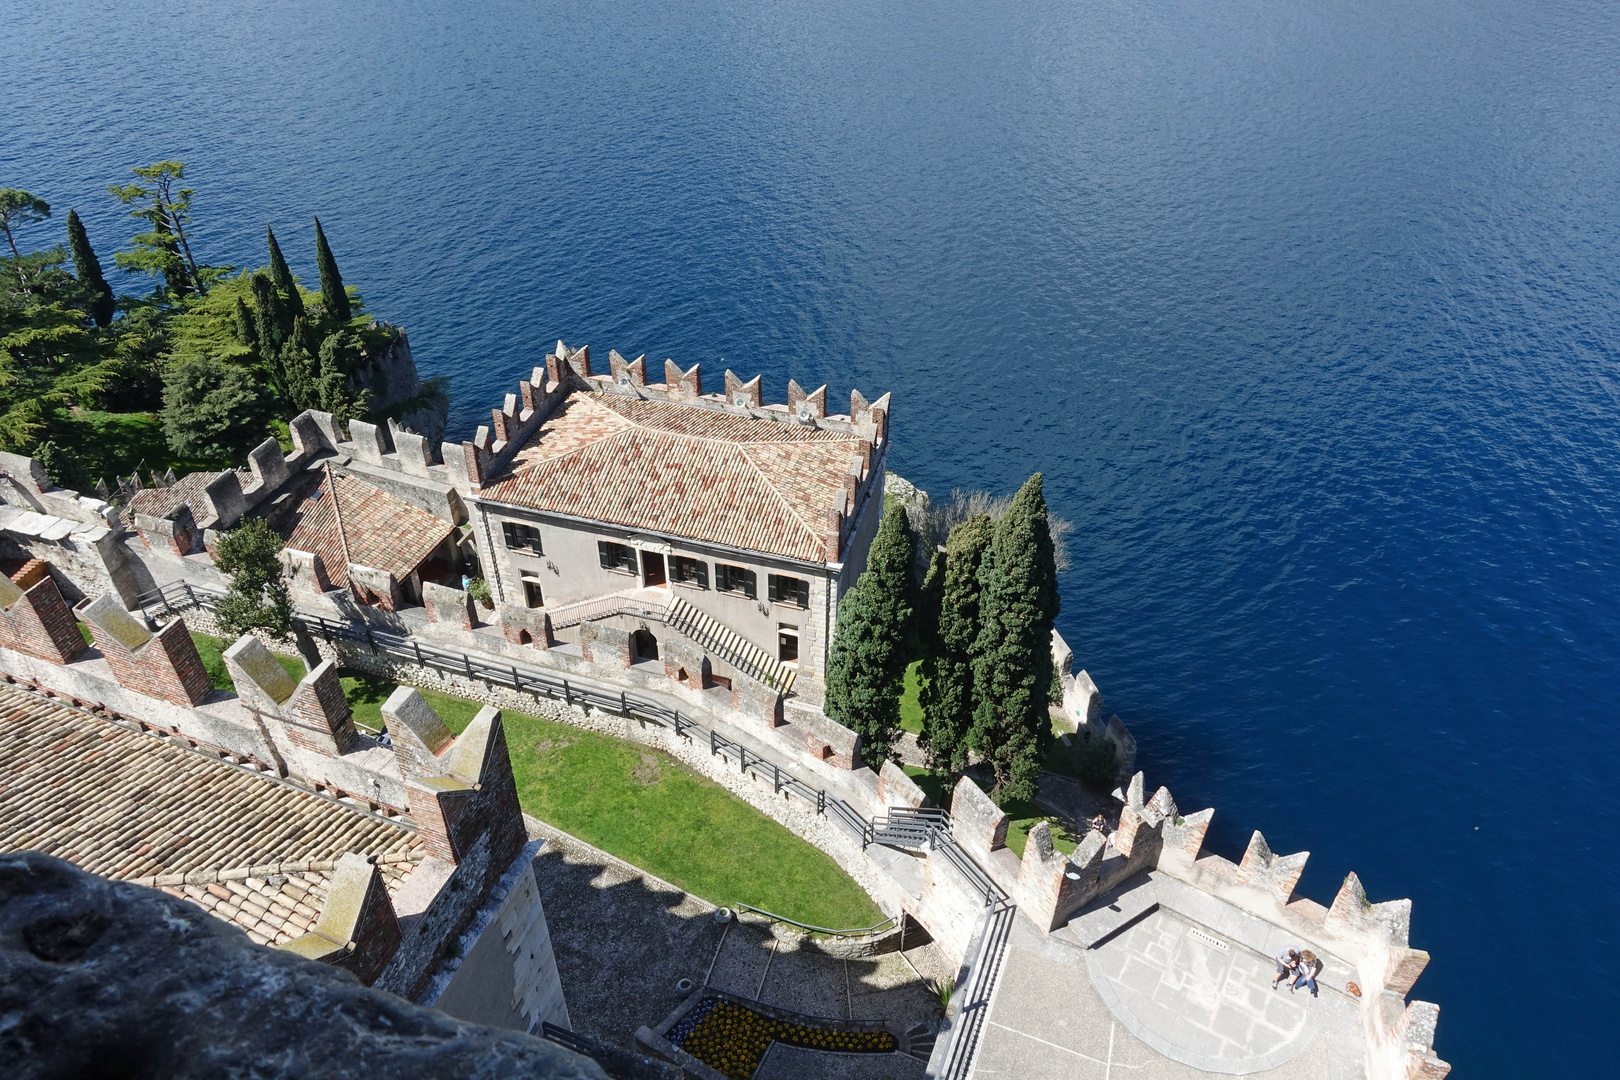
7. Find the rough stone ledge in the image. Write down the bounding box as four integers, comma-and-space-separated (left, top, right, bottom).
0, 852, 606, 1080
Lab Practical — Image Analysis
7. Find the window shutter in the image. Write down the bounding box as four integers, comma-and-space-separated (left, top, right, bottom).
743, 569, 757, 599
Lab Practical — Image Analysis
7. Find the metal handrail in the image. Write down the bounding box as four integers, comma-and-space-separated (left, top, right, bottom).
734, 902, 898, 939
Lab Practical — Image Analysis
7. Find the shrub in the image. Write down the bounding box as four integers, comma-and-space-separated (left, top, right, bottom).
1069, 730, 1119, 788
466, 577, 492, 607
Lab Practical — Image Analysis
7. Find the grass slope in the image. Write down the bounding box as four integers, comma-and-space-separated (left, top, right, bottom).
343, 674, 881, 929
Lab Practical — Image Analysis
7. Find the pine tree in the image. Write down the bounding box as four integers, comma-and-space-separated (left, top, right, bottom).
313, 217, 351, 322
65, 210, 115, 327
968, 474, 1060, 802
825, 506, 916, 765
152, 216, 191, 298
266, 226, 305, 319
317, 329, 369, 424
919, 513, 993, 774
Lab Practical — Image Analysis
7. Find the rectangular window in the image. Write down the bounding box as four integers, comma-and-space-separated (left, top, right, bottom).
521, 573, 544, 609
767, 574, 809, 608
715, 563, 757, 599
598, 541, 637, 574
502, 521, 543, 553
778, 632, 799, 663
671, 555, 709, 588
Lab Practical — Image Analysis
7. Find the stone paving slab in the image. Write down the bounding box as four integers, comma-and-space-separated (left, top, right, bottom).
970, 915, 1353, 1080
709, 916, 953, 1029
524, 817, 722, 1051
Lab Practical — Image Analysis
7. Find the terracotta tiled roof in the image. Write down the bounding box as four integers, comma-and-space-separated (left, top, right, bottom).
481, 393, 870, 562
0, 686, 421, 888
165, 861, 415, 947
126, 468, 250, 520
270, 467, 455, 588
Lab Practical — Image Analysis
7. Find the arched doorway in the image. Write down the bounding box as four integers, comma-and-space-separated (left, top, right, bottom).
631, 627, 659, 661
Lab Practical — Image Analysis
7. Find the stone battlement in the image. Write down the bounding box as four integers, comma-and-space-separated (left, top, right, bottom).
446, 340, 891, 496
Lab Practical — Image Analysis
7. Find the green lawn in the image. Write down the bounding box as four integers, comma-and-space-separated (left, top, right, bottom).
899, 660, 924, 734
342, 675, 882, 929
190, 631, 305, 693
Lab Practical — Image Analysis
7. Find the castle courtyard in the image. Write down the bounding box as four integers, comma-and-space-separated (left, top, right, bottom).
973, 902, 1366, 1080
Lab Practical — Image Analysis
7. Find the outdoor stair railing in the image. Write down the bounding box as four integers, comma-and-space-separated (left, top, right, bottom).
666, 596, 795, 693
542, 589, 672, 630
540, 590, 794, 694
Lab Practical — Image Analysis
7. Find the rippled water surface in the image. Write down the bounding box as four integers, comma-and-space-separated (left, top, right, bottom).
8, 1, 1620, 1073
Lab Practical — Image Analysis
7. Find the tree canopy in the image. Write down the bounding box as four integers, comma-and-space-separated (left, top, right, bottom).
0, 158, 414, 490
968, 474, 1061, 802
213, 517, 293, 639
825, 506, 916, 766
919, 512, 994, 774
161, 356, 274, 461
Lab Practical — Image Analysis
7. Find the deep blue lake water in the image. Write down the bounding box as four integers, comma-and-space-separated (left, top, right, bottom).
8, 0, 1619, 1072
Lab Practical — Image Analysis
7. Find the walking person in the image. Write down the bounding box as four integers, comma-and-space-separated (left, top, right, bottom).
1273, 947, 1300, 989
1292, 950, 1323, 997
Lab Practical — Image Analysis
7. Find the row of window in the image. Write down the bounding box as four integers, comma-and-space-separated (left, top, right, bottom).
596, 540, 808, 607
505, 521, 810, 609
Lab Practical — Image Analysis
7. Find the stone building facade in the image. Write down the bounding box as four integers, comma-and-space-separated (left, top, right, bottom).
454, 342, 890, 708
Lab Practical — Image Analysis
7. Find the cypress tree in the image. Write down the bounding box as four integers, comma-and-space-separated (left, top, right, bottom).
266, 226, 305, 319
234, 296, 259, 349
65, 209, 115, 327
825, 506, 916, 765
919, 514, 994, 774
968, 474, 1060, 802
249, 271, 290, 358
313, 217, 351, 322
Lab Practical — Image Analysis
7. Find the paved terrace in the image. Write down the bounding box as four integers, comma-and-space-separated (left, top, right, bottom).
523, 815, 950, 1078
970, 873, 1366, 1080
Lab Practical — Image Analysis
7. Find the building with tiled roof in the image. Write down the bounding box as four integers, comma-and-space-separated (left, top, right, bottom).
459, 343, 890, 706
267, 464, 458, 608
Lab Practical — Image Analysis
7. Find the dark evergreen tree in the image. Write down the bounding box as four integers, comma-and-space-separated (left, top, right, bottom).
233, 297, 259, 350
249, 271, 291, 363
32, 441, 90, 492
919, 513, 993, 774
313, 217, 351, 322
282, 317, 319, 410
316, 329, 369, 424
825, 506, 916, 765
266, 226, 305, 319
65, 210, 115, 327
161, 357, 274, 461
152, 216, 190, 298
213, 517, 292, 639
968, 474, 1060, 802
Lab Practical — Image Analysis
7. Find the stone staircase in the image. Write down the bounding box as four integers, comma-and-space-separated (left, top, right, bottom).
541, 590, 795, 694
666, 596, 796, 693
